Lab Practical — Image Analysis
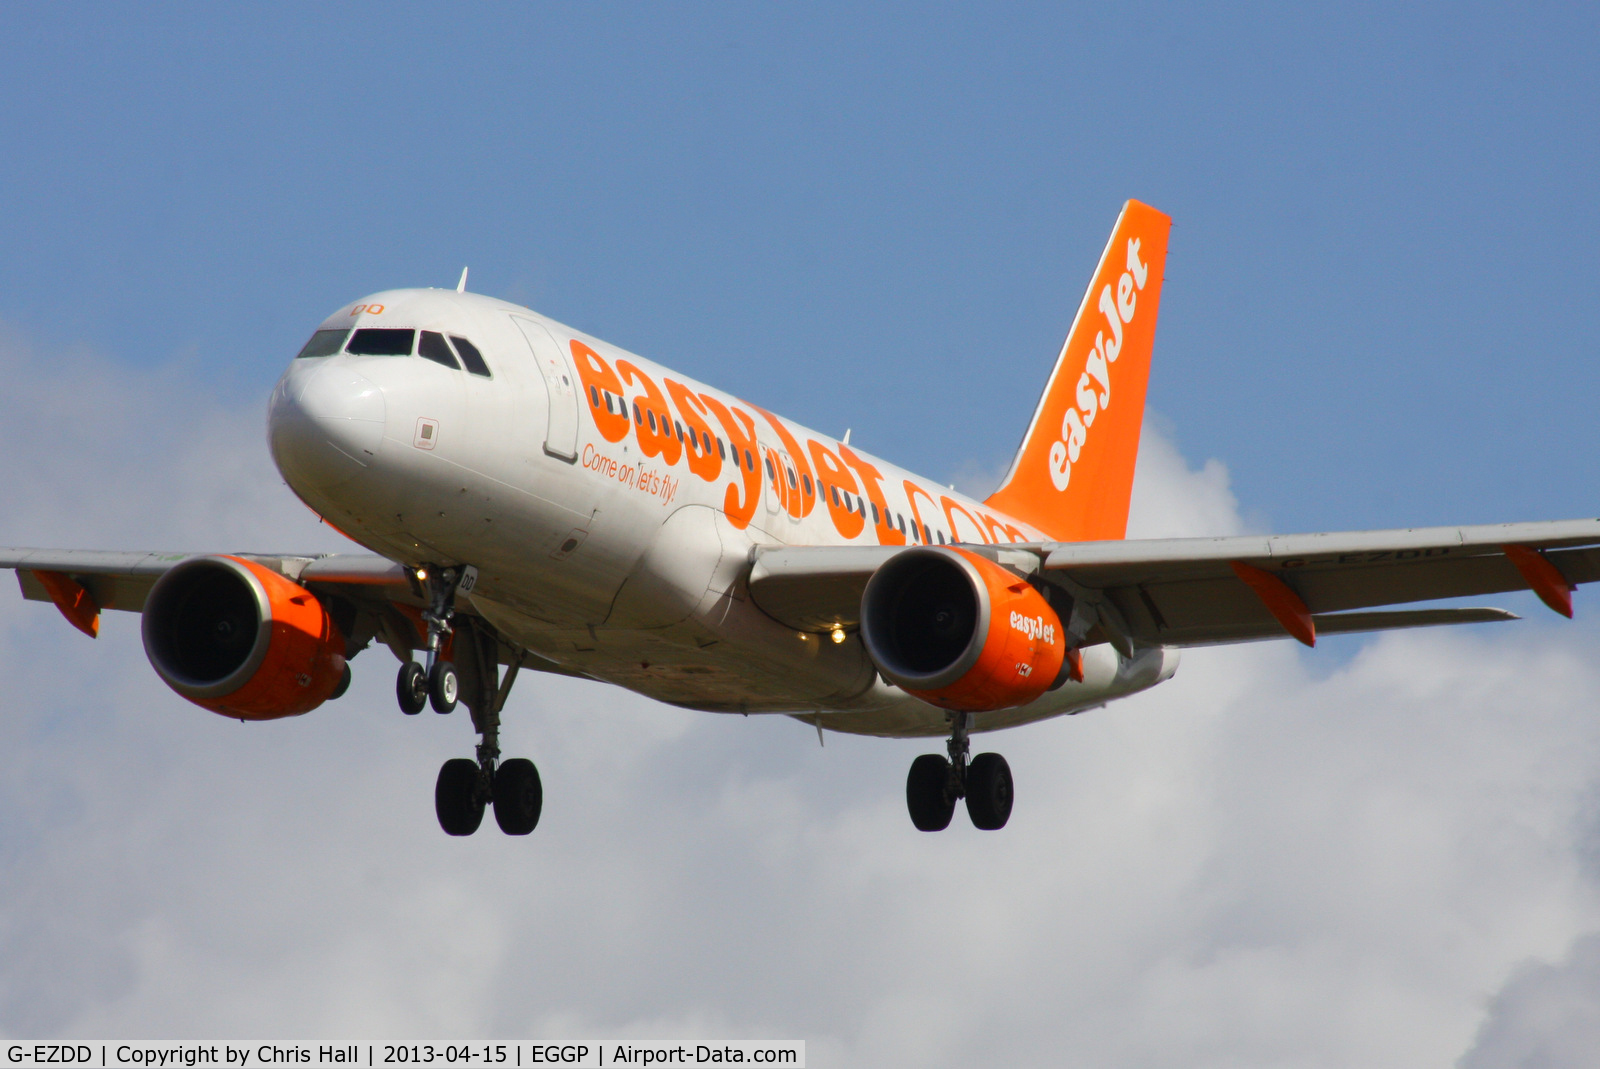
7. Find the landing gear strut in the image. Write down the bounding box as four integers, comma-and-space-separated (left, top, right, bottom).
905, 712, 1013, 832
391, 565, 543, 837
434, 631, 542, 837
394, 565, 469, 716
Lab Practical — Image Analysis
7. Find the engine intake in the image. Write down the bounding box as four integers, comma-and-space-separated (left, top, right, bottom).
141, 555, 347, 720
860, 547, 1065, 712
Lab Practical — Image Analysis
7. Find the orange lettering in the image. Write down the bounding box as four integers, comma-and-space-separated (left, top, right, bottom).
700, 394, 762, 530
904, 482, 943, 544
809, 441, 865, 539
980, 513, 1029, 543
752, 407, 816, 519
665, 379, 723, 483
618, 361, 681, 465
841, 446, 904, 546
942, 496, 990, 544
570, 341, 631, 443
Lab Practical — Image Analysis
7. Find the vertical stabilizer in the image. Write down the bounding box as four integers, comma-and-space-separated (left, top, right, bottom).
984, 200, 1170, 542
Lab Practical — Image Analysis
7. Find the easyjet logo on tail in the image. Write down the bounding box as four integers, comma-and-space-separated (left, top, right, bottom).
983, 199, 1170, 544
1047, 237, 1147, 492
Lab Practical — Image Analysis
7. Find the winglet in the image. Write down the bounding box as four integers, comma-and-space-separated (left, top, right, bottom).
1230, 561, 1316, 647
32, 570, 99, 638
985, 200, 1171, 542
1503, 544, 1574, 618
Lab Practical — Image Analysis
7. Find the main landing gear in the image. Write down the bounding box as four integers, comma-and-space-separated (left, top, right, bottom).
394, 564, 542, 837
433, 642, 541, 836
906, 712, 1014, 832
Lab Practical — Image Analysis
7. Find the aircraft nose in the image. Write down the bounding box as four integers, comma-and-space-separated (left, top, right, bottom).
269, 360, 387, 489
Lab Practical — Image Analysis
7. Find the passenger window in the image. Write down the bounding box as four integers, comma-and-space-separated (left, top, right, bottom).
345, 328, 415, 356
765, 457, 775, 480
802, 474, 812, 495
786, 468, 797, 489
717, 438, 726, 460
830, 485, 840, 507
419, 331, 461, 369
937, 530, 946, 544
449, 336, 493, 377
675, 420, 684, 441
296, 329, 349, 359
871, 502, 880, 524
633, 402, 643, 424
648, 411, 658, 432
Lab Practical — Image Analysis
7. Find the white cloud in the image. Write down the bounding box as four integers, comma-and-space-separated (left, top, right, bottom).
1, 333, 1598, 1066
1459, 934, 1600, 1068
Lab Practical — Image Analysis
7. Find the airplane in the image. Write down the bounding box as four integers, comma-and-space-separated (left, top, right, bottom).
5, 200, 1598, 837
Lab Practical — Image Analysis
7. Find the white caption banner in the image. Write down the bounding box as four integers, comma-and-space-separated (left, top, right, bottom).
3, 1044, 804, 1069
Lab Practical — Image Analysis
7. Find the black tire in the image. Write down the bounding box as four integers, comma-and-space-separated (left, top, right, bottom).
906, 753, 956, 831
435, 758, 484, 835
966, 752, 1013, 830
330, 662, 352, 701
493, 758, 543, 835
429, 660, 459, 714
396, 662, 426, 715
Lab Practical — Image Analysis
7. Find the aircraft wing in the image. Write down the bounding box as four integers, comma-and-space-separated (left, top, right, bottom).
0, 548, 596, 686
748, 518, 1600, 649
0, 547, 427, 651
0, 548, 412, 616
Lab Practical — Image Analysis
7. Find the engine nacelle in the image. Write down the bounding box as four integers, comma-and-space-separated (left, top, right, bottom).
141, 555, 347, 720
860, 547, 1066, 712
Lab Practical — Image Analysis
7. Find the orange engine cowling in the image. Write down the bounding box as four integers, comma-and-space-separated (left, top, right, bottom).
141, 555, 347, 720
860, 547, 1065, 712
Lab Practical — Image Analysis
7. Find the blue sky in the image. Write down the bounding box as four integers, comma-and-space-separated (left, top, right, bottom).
5, 6, 1600, 1062
4, 4, 1596, 536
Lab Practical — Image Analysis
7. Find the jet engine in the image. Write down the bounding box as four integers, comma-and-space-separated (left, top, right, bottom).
860, 547, 1066, 712
141, 555, 348, 720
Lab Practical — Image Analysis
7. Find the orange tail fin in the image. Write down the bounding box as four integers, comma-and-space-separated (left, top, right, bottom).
985, 200, 1171, 542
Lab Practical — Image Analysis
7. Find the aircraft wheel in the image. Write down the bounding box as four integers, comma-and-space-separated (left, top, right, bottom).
435, 758, 484, 835
965, 752, 1013, 830
906, 753, 956, 831
397, 662, 426, 715
331, 662, 352, 701
493, 758, 543, 835
429, 660, 459, 714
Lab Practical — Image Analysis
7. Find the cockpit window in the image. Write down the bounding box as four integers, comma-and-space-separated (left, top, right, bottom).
345, 328, 416, 356
418, 331, 461, 369
450, 336, 492, 378
296, 329, 349, 359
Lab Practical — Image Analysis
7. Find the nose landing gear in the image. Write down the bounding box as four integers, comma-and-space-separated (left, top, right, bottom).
904, 712, 1014, 832
394, 566, 469, 716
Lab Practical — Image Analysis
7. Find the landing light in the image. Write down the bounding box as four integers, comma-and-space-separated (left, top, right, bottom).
830, 627, 846, 644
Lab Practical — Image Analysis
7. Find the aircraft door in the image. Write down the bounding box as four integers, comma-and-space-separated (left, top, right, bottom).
511, 316, 580, 461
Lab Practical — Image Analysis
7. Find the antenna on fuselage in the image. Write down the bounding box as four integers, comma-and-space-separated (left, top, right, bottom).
456, 266, 469, 293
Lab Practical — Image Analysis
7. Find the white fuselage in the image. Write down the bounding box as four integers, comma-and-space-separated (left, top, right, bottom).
267, 289, 1175, 736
